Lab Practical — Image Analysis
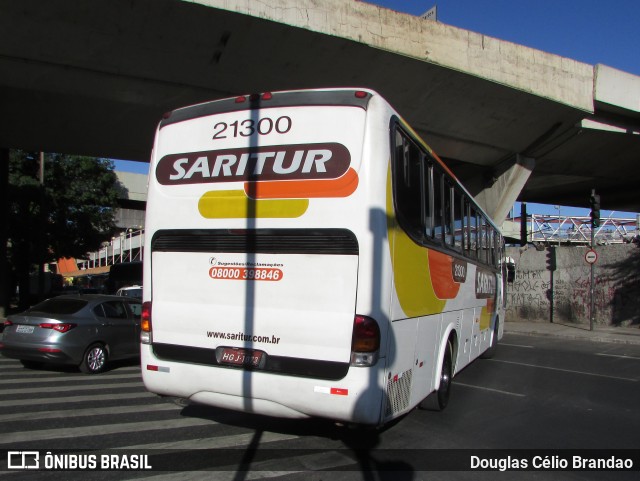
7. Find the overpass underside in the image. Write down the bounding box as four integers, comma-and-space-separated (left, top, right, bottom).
0, 0, 639, 218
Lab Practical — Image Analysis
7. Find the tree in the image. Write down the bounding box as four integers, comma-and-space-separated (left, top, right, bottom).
7, 150, 121, 306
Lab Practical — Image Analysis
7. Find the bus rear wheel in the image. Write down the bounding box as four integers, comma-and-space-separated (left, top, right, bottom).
420, 341, 452, 411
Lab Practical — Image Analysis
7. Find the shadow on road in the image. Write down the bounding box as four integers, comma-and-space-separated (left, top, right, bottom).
178, 403, 414, 478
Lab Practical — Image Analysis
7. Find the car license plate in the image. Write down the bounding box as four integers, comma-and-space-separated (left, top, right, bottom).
218, 347, 264, 368
16, 325, 35, 334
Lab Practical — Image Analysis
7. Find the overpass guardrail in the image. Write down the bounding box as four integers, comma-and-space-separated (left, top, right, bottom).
527, 214, 639, 245
79, 228, 144, 270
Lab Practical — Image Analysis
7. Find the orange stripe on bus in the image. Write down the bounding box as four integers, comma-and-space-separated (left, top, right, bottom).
428, 250, 460, 299
244, 168, 359, 199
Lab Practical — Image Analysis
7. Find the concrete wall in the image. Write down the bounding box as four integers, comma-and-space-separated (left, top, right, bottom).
114, 171, 148, 202
505, 243, 640, 326
202, 0, 594, 110
114, 208, 145, 230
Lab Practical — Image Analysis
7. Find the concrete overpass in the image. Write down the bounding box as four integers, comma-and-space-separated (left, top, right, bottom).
113, 170, 147, 229
1, 0, 639, 218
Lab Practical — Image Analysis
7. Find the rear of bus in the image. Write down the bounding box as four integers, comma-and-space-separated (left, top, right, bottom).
141, 89, 389, 425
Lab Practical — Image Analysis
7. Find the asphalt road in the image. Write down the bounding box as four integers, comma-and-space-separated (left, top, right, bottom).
0, 333, 638, 480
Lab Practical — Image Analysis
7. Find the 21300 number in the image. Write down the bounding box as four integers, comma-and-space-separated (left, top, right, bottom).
212, 116, 292, 140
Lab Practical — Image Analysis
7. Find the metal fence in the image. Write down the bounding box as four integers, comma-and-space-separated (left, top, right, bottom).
528, 214, 639, 245
79, 229, 145, 269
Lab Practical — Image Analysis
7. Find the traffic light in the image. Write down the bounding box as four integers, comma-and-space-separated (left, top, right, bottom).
589, 193, 601, 228
546, 246, 556, 271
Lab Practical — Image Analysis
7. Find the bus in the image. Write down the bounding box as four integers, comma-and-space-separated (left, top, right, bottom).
141, 88, 506, 427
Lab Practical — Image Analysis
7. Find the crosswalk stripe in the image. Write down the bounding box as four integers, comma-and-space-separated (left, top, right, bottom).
0, 359, 347, 479
0, 373, 141, 385
0, 391, 156, 408
120, 431, 299, 450
0, 402, 179, 422
119, 452, 356, 481
0, 417, 216, 445
1, 381, 144, 396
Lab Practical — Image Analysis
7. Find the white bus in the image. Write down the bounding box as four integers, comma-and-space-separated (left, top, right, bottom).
141, 88, 506, 427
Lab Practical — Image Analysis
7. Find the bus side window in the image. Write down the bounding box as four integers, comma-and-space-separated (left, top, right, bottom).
493, 230, 501, 267
468, 206, 478, 259
393, 130, 425, 240
424, 162, 433, 238
488, 219, 495, 266
481, 215, 491, 265
443, 180, 453, 246
454, 191, 464, 251
478, 215, 486, 264
432, 166, 443, 242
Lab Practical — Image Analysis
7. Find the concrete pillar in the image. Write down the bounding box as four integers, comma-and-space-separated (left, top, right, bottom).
475, 154, 535, 226
0, 149, 8, 319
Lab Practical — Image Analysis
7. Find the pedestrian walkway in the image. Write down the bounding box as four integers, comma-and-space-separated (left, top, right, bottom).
505, 320, 640, 345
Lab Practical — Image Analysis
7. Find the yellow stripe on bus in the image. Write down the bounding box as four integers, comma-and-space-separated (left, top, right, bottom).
385, 164, 446, 316
198, 190, 309, 218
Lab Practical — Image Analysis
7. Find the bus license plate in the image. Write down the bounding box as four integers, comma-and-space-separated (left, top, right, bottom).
219, 348, 263, 368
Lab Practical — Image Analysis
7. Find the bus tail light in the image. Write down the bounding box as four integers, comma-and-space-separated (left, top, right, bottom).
141, 301, 152, 344
350, 315, 380, 367
235, 92, 273, 103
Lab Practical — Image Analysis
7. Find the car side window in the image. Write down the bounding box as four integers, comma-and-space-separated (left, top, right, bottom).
128, 302, 142, 320
94, 301, 128, 319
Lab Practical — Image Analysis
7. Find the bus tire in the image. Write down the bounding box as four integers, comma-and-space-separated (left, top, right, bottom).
80, 343, 107, 374
419, 341, 452, 411
480, 318, 499, 359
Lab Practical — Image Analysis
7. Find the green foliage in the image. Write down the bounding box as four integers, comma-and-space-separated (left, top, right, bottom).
8, 150, 120, 263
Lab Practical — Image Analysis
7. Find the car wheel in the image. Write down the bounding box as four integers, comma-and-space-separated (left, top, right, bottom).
80, 343, 107, 374
419, 341, 453, 411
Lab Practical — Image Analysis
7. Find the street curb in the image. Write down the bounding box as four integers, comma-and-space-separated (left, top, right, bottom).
504, 323, 640, 346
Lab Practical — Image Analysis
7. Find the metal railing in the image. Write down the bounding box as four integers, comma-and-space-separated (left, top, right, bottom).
79, 228, 144, 269
80, 213, 638, 267
528, 214, 639, 245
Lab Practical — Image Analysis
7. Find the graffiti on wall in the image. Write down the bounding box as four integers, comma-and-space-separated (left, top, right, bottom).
505, 268, 616, 324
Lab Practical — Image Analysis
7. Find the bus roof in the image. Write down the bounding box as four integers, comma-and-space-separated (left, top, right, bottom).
159, 88, 376, 129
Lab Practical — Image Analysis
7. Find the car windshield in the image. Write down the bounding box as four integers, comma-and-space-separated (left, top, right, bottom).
27, 298, 87, 315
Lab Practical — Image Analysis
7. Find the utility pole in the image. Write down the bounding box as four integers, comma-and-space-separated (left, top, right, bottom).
520, 202, 527, 246
0, 149, 9, 320
37, 152, 46, 300
589, 189, 600, 331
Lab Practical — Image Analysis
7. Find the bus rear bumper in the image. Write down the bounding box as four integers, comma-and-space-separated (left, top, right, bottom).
141, 345, 386, 425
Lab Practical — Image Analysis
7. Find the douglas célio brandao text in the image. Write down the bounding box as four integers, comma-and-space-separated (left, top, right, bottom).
470, 454, 635, 471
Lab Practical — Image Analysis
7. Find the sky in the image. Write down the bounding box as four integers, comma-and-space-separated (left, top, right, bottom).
362, 0, 640, 217
114, 0, 639, 217
368, 0, 640, 76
